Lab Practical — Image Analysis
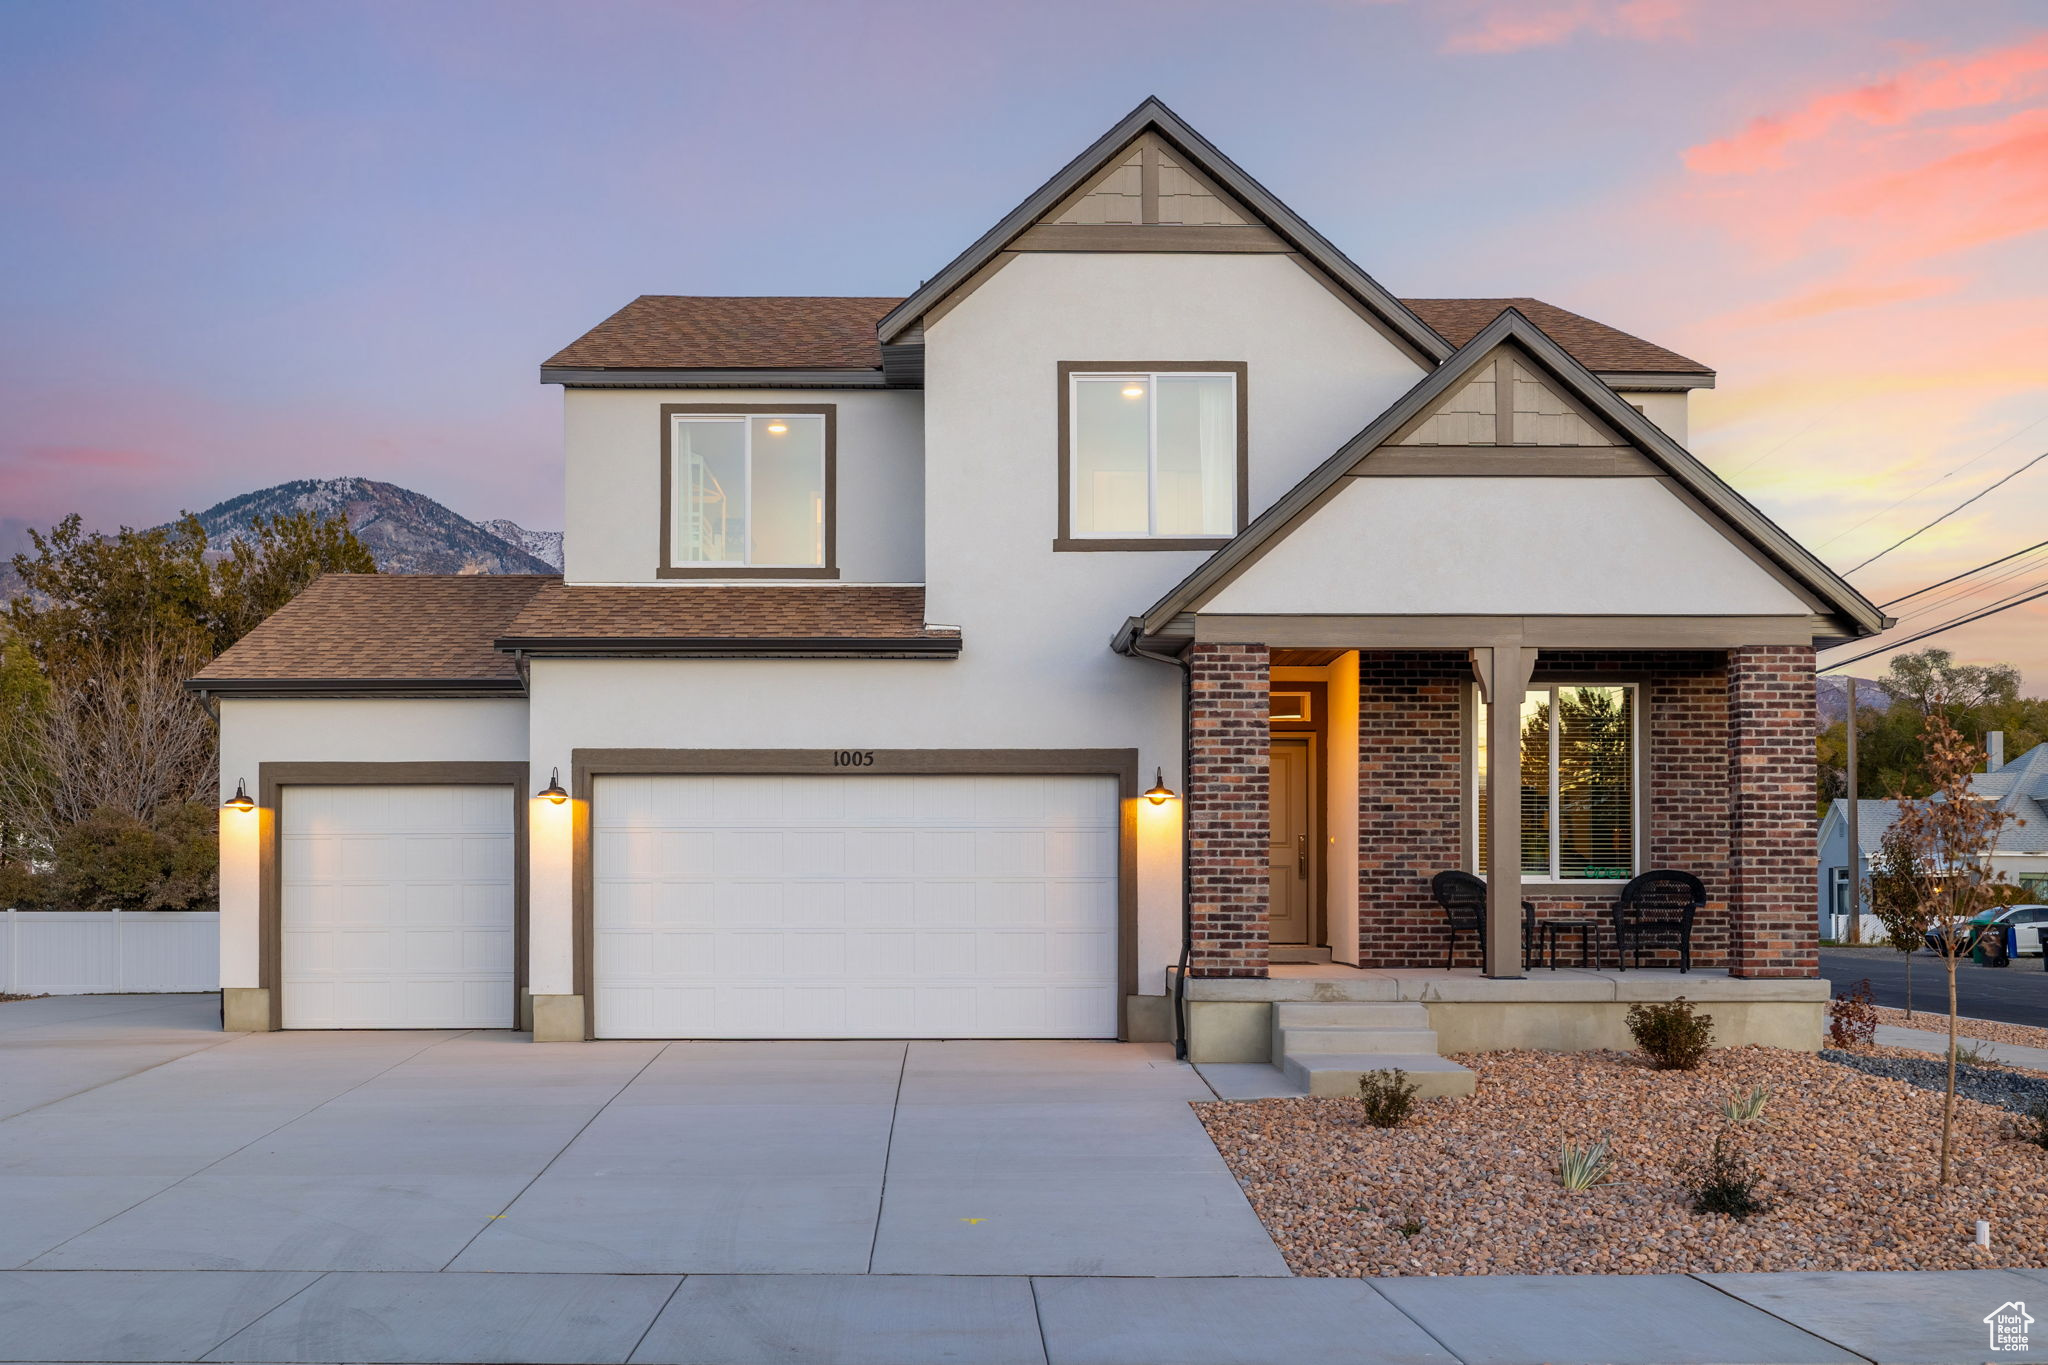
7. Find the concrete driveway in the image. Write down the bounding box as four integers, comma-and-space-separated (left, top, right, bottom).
7, 996, 2043, 1363
0, 993, 1284, 1278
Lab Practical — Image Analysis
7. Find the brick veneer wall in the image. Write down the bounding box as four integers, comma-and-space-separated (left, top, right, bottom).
1354, 650, 1741, 971
1725, 644, 1820, 978
1187, 641, 1271, 977
1355, 652, 1469, 968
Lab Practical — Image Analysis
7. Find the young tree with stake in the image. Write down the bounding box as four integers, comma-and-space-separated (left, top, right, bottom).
1887, 704, 2011, 1184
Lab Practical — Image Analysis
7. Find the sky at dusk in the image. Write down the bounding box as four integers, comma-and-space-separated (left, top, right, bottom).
3, 1, 2045, 683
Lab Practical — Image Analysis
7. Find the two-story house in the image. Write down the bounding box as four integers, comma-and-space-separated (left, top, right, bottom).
192, 99, 1883, 1068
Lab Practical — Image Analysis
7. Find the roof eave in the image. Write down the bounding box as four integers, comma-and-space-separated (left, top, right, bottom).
1598, 370, 1717, 392
492, 635, 963, 659
541, 366, 899, 389
185, 677, 526, 699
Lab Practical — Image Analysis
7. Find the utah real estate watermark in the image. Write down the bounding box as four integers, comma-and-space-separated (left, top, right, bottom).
1984, 1300, 2033, 1354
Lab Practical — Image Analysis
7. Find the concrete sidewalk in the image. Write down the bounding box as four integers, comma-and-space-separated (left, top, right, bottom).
1876, 1021, 2048, 1073
2, 1265, 2046, 1363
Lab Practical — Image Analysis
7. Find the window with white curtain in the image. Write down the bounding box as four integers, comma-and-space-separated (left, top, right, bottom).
1069, 371, 1237, 538
1475, 683, 1638, 881
671, 413, 826, 567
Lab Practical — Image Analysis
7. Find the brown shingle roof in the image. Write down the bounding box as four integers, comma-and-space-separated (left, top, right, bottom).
1402, 298, 1711, 376
543, 296, 899, 371
497, 583, 958, 656
191, 574, 556, 691
542, 294, 1709, 378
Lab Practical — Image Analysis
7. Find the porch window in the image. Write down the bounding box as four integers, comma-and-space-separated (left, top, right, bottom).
670, 413, 827, 567
1069, 370, 1237, 538
1475, 683, 1638, 881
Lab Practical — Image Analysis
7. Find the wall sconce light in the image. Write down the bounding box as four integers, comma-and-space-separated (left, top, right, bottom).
1143, 767, 1178, 805
538, 767, 569, 804
222, 779, 255, 813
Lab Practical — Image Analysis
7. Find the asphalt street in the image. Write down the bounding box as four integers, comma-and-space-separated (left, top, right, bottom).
1820, 945, 2048, 1027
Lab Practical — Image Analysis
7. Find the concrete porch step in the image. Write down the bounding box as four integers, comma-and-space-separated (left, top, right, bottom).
1276, 1026, 1441, 1054
1280, 1052, 1478, 1099
1273, 1002, 1429, 1028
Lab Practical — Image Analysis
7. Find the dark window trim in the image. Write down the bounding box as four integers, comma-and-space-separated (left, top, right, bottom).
658, 403, 839, 580
1055, 361, 1248, 551
1466, 677, 1646, 886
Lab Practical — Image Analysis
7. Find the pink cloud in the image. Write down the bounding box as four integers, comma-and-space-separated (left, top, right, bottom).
1441, 0, 1693, 54
1686, 33, 2048, 174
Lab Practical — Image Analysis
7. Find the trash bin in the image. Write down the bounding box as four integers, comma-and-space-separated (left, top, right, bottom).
1984, 927, 2011, 968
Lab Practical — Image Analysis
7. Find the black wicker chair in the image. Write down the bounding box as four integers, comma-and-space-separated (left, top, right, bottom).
1429, 871, 1535, 969
1610, 870, 1704, 972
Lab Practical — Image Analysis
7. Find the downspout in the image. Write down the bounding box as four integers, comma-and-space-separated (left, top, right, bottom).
1116, 619, 1194, 1061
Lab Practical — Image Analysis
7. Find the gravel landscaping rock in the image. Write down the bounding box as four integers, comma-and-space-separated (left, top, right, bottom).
1873, 1004, 2048, 1054
1821, 1048, 2048, 1113
1195, 1047, 2048, 1277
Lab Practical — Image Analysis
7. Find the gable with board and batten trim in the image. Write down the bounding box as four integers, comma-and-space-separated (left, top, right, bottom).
1199, 341, 1813, 619
1119, 312, 1886, 651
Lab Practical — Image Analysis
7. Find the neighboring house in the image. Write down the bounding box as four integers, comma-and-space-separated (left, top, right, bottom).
188, 98, 1884, 1046
1821, 734, 2048, 932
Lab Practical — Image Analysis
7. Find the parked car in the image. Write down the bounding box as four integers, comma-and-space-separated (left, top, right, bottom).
1924, 905, 2048, 957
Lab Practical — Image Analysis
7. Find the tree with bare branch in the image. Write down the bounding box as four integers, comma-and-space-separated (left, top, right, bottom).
1887, 703, 2012, 1184
1865, 817, 1931, 1021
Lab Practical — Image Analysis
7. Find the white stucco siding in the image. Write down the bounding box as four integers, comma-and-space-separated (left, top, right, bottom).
1204, 477, 1814, 617
215, 698, 529, 990
923, 253, 1424, 625
522, 656, 1184, 1001
1617, 390, 1688, 444
562, 388, 924, 586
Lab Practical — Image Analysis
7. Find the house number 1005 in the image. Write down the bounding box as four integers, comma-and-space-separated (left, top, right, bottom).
833, 750, 876, 767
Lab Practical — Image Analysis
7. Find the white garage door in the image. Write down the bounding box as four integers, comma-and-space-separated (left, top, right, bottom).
592, 774, 1120, 1039
280, 785, 515, 1029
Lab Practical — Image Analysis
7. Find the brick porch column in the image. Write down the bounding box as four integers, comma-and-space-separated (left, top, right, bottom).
1187, 641, 1270, 978
1726, 644, 1818, 978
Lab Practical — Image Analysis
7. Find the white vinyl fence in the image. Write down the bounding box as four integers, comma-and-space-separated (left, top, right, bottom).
0, 910, 219, 995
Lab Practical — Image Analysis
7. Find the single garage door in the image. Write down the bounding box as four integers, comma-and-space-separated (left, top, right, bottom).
280, 785, 516, 1029
592, 773, 1119, 1039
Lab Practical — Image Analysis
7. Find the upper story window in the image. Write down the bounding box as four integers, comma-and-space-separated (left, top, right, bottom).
660, 405, 836, 579
1056, 363, 1246, 550
1475, 683, 1639, 882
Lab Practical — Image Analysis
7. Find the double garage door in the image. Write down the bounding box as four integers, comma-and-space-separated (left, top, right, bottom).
279, 774, 1119, 1038
592, 774, 1120, 1039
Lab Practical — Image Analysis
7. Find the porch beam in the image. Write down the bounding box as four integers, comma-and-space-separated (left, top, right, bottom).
1474, 645, 1538, 978
1193, 614, 1824, 649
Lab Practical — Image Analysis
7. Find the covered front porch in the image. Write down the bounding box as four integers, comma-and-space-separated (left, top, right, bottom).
1180, 639, 1819, 980
1125, 634, 1829, 1071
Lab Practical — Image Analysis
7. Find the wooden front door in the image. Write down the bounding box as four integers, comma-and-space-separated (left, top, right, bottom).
1268, 736, 1314, 945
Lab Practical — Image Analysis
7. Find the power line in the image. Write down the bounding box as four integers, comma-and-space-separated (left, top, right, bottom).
1842, 448, 2048, 574
1879, 535, 2048, 608
1819, 580, 2048, 671
1817, 413, 2048, 553
1888, 546, 2048, 628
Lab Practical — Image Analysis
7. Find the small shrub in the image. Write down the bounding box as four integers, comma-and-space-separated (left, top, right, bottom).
1556, 1136, 1616, 1192
1395, 1214, 1425, 1238
1625, 997, 1715, 1070
1826, 978, 1878, 1049
1687, 1132, 1767, 1220
1721, 1085, 1769, 1123
1955, 1039, 1992, 1068
1357, 1069, 1421, 1128
2013, 1098, 2048, 1152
